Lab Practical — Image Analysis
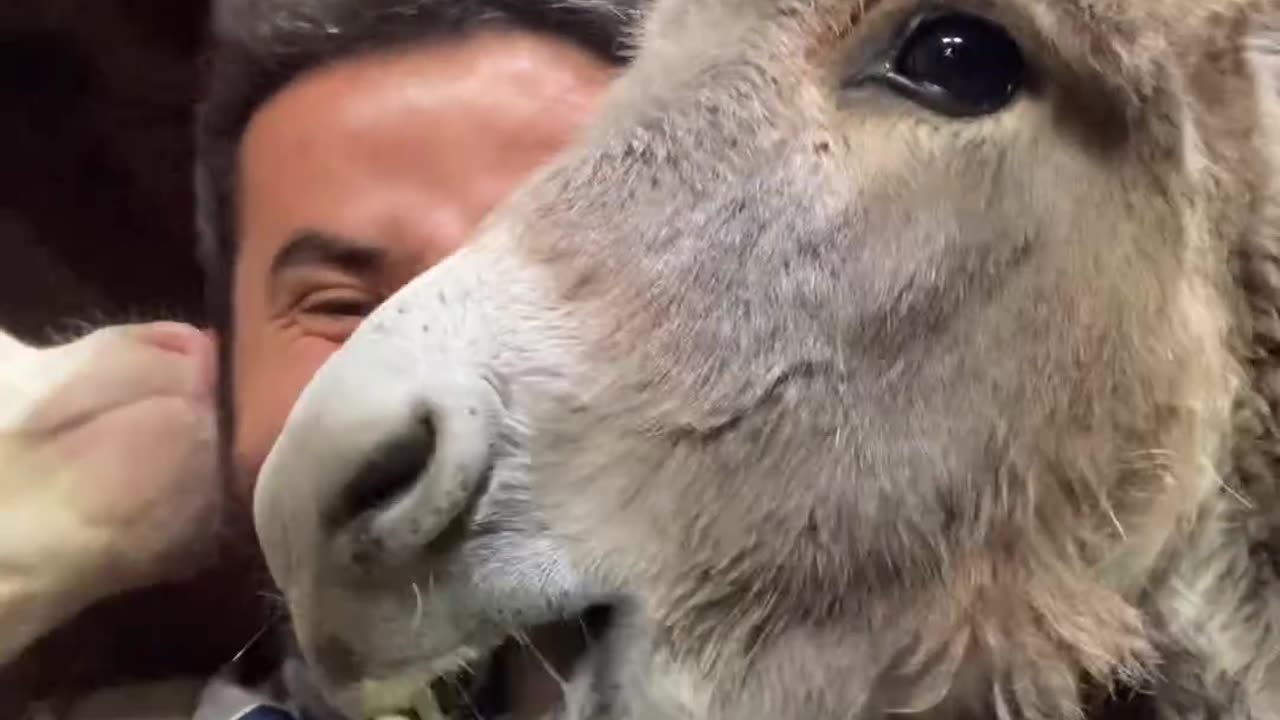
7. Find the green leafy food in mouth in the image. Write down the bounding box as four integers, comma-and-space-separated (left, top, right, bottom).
360, 674, 442, 720
361, 606, 614, 720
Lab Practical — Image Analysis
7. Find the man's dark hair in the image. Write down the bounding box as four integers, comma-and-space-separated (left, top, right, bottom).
193, 0, 638, 474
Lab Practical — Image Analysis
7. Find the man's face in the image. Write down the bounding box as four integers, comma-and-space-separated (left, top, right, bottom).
232, 31, 612, 500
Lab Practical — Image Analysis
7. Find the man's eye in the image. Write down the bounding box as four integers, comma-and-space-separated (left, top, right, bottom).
866, 12, 1026, 118
301, 294, 377, 318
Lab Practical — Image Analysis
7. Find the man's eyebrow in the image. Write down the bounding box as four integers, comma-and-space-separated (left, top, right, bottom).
269, 230, 387, 279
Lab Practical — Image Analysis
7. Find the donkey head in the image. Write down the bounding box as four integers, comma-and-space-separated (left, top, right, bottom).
255, 1, 1280, 717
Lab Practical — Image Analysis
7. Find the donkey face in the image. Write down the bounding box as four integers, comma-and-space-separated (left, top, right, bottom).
255, 0, 1280, 717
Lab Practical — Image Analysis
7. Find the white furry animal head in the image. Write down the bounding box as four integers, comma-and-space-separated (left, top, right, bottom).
255, 1, 1280, 718
0, 323, 222, 663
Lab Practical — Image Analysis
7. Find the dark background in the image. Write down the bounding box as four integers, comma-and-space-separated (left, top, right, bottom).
1, 0, 209, 341
0, 1, 279, 711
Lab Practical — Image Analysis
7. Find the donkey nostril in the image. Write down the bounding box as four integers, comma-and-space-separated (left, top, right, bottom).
326, 415, 437, 529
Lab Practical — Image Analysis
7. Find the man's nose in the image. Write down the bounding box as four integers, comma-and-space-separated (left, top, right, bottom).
255, 340, 499, 580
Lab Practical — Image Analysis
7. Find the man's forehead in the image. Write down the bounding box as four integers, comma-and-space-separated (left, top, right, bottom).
241, 30, 613, 156
233, 27, 617, 283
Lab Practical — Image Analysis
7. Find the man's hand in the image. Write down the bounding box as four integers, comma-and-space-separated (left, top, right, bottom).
0, 322, 224, 663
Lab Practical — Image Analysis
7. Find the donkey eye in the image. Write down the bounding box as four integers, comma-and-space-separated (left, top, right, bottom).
886, 13, 1025, 117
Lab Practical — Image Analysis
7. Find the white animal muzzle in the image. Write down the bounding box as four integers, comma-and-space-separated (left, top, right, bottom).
253, 246, 549, 718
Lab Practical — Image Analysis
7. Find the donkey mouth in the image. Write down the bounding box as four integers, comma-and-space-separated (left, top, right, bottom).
361, 606, 613, 720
